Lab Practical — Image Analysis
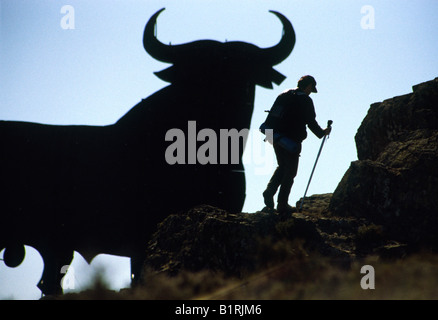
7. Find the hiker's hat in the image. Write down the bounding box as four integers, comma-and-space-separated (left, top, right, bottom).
298, 75, 317, 93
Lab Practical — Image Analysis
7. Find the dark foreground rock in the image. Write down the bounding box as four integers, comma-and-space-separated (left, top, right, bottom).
141, 200, 406, 280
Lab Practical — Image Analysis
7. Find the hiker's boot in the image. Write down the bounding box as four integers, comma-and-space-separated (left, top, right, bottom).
262, 190, 275, 209
277, 203, 296, 218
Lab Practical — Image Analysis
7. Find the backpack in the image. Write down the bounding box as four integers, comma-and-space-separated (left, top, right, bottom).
260, 89, 298, 133
259, 90, 300, 153
259, 103, 286, 135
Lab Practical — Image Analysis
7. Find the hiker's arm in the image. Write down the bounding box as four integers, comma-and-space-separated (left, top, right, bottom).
308, 119, 326, 139
305, 100, 325, 139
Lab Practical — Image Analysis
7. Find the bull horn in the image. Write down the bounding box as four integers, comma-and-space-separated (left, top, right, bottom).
263, 11, 296, 65
143, 8, 175, 63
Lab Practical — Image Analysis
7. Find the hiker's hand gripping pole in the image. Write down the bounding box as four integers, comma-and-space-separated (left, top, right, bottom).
299, 120, 333, 212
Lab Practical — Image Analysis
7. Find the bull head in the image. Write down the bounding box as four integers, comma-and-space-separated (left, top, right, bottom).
143, 8, 295, 89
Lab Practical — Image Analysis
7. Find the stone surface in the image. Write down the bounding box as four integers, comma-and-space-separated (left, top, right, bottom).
355, 78, 438, 161
330, 78, 438, 245
141, 201, 403, 279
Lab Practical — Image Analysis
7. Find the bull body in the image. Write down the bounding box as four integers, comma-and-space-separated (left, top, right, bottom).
1, 8, 294, 295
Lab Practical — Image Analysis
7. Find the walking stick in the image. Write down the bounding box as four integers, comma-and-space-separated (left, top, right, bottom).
299, 120, 333, 212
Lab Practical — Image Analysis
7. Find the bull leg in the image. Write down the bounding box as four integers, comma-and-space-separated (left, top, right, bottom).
37, 248, 74, 296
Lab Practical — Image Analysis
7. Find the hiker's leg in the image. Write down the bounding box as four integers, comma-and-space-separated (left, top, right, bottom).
277, 149, 300, 207
267, 144, 292, 191
263, 144, 287, 207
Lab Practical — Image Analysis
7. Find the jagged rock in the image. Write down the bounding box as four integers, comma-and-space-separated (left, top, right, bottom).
142, 204, 332, 277
355, 78, 438, 161
296, 193, 332, 213
330, 78, 438, 245
143, 205, 281, 277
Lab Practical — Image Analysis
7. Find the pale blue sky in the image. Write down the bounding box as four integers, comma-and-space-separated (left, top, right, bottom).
1, 0, 437, 299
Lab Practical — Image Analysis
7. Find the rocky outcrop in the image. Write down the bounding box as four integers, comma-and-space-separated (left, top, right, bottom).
355, 79, 438, 161
143, 205, 281, 277
142, 200, 405, 279
330, 78, 438, 245
141, 78, 438, 281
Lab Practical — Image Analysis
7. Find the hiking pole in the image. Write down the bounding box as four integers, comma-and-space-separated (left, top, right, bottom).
299, 120, 333, 212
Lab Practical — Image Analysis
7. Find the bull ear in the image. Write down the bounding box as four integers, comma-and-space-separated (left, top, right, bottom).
261, 11, 295, 66
154, 66, 175, 83
143, 8, 175, 63
270, 68, 287, 86
255, 67, 287, 89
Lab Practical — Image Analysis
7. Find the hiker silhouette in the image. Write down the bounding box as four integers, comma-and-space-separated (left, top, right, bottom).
261, 75, 331, 215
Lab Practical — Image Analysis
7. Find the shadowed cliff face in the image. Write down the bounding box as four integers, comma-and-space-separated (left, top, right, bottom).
330, 78, 438, 245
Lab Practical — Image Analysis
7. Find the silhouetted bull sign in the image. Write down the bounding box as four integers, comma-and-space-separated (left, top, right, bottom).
0, 8, 295, 295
